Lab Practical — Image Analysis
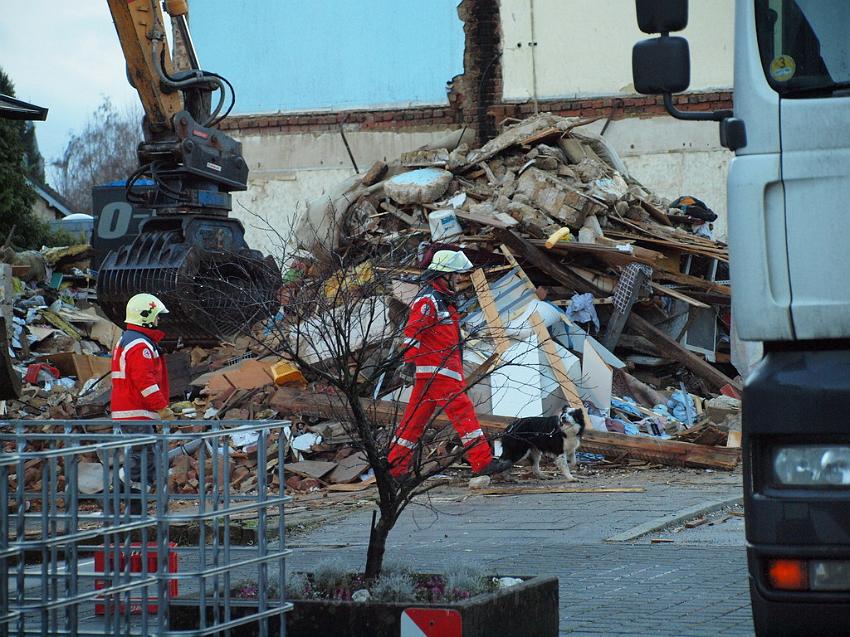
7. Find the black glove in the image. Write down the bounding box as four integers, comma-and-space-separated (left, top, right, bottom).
399, 362, 415, 384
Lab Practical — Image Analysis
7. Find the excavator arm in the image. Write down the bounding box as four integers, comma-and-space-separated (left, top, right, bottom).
106, 0, 183, 135
97, 0, 279, 345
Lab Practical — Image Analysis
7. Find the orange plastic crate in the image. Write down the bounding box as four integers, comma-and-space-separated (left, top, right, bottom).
94, 542, 178, 615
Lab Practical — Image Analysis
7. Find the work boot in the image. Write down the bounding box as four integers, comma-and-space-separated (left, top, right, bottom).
474, 457, 512, 477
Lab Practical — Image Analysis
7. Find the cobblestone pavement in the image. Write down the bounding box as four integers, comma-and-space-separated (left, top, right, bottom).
287, 465, 753, 636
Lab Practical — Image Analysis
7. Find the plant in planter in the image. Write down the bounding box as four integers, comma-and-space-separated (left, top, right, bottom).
228, 563, 557, 637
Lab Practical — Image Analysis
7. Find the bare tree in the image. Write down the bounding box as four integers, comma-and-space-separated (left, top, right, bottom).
185, 215, 582, 580
50, 97, 143, 213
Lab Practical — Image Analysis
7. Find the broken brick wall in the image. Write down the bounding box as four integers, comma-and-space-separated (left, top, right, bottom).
200, 0, 734, 250
451, 0, 503, 144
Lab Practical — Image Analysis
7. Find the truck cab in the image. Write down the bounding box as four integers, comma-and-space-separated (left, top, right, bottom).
633, 1, 850, 634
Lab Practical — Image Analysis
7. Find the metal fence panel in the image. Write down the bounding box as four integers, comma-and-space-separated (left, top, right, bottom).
0, 420, 292, 636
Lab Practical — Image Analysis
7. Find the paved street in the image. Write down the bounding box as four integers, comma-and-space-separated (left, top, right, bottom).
287, 465, 752, 636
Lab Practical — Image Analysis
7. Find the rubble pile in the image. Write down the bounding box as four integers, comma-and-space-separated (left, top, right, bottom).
3, 113, 745, 500
289, 112, 743, 470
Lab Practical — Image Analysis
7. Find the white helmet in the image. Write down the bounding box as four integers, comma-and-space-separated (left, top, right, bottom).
427, 250, 474, 273
125, 293, 169, 328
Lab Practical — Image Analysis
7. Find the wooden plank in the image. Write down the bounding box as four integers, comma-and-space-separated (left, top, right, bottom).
638, 198, 673, 226
471, 269, 511, 358
628, 313, 741, 391
653, 270, 731, 297
327, 477, 377, 492
726, 431, 742, 448
453, 208, 518, 229
648, 281, 711, 309
535, 240, 679, 273
607, 231, 728, 261
270, 387, 739, 470
380, 201, 423, 228
519, 126, 563, 146
498, 245, 536, 291
465, 352, 500, 389
529, 310, 584, 412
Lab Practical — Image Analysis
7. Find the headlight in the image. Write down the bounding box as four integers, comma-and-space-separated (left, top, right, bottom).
773, 445, 850, 486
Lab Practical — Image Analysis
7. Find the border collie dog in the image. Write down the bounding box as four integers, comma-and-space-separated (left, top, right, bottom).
498, 406, 586, 481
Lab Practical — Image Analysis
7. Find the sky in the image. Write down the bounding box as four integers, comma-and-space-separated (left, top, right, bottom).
1, 2, 139, 177
2, 1, 463, 186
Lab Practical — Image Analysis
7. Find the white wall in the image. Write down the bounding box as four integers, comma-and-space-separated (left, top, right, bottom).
586, 117, 732, 240
229, 128, 457, 256
500, 0, 734, 101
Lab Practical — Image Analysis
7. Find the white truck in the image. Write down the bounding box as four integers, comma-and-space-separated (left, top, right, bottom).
632, 1, 850, 635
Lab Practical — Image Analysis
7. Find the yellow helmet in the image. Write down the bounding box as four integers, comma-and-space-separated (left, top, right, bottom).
125, 293, 169, 328
427, 250, 474, 273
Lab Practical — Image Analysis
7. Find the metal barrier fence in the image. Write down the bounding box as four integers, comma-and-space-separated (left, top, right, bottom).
0, 420, 292, 636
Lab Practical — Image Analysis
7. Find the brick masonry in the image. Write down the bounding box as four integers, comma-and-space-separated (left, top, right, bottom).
218, 91, 733, 138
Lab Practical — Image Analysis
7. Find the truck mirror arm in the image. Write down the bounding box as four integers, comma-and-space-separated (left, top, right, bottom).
662, 94, 746, 151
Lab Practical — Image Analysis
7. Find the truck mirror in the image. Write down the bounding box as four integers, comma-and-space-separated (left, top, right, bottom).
636, 0, 688, 34
632, 36, 691, 94
720, 117, 747, 151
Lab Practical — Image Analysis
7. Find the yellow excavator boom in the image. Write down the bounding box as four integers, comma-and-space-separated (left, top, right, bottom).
106, 0, 184, 133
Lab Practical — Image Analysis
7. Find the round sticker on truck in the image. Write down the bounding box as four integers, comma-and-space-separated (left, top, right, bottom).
770, 55, 796, 82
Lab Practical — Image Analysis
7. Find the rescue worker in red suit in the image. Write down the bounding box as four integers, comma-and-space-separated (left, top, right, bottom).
111, 293, 174, 495
388, 250, 511, 481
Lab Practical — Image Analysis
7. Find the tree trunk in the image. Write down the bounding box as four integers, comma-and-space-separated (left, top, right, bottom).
364, 510, 394, 579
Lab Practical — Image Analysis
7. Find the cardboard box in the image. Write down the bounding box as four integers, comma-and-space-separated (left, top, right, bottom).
37, 352, 111, 384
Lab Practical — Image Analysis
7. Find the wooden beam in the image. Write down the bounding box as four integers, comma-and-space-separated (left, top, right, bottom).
628, 313, 741, 391
580, 429, 740, 471
496, 229, 606, 296
270, 387, 739, 471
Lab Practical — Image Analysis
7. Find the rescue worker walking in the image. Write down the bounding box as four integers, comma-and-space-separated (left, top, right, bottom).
388, 250, 511, 481
111, 293, 174, 493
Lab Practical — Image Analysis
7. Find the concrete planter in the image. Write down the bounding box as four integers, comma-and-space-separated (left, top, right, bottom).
170, 575, 558, 637
288, 574, 558, 637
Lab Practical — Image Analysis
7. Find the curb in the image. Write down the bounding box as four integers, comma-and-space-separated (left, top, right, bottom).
605, 495, 744, 543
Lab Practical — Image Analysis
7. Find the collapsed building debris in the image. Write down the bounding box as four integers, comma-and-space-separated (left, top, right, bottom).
3, 113, 744, 501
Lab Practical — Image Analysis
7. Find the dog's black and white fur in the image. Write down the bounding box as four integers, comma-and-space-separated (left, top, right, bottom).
498, 406, 586, 481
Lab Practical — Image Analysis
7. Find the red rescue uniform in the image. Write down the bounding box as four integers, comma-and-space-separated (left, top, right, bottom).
388, 278, 493, 477
111, 325, 170, 420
